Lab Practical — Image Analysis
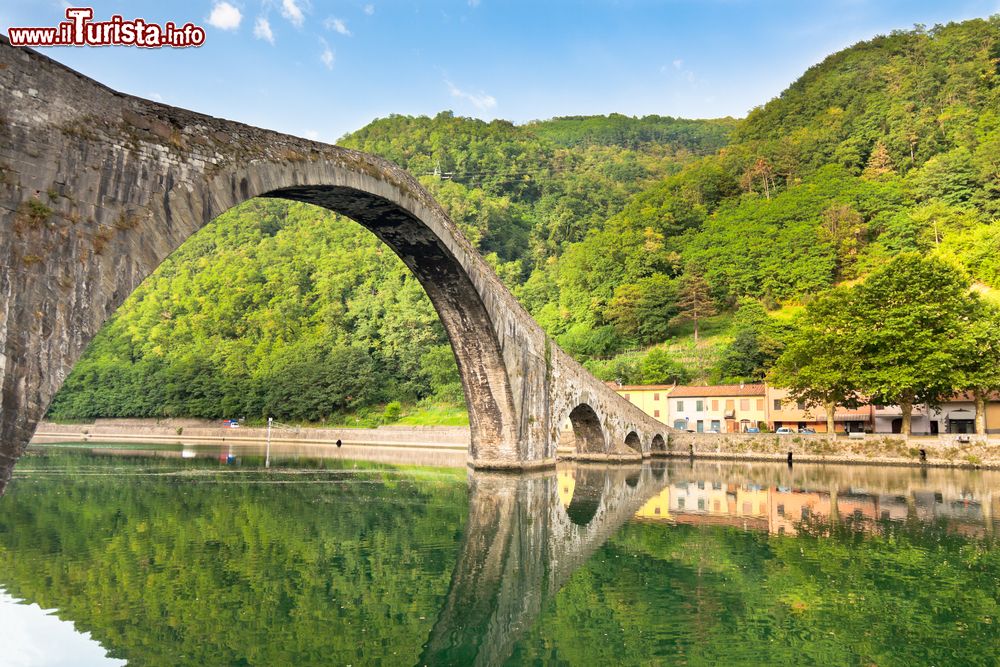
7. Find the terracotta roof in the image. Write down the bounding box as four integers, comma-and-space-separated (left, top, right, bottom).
669, 384, 766, 398
607, 382, 675, 391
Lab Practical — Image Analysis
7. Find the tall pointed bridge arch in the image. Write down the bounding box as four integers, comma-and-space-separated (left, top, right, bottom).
0, 37, 669, 489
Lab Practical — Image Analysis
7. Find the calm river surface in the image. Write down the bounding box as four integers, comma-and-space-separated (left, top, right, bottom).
1, 443, 999, 666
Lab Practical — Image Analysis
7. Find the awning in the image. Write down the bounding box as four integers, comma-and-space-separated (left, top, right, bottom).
834, 412, 869, 421
947, 409, 976, 420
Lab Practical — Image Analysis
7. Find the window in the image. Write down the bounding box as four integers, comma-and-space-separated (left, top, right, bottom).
756, 399, 764, 411
797, 401, 806, 410
713, 500, 720, 511
653, 393, 659, 401
677, 497, 685, 509
742, 502, 751, 514
777, 504, 785, 516
654, 506, 661, 515
698, 498, 706, 511
710, 419, 721, 431
725, 399, 735, 410
696, 400, 704, 412
801, 506, 811, 520
712, 482, 722, 490
676, 400, 684, 412
654, 410, 660, 418
740, 399, 750, 411
673, 419, 686, 430
696, 420, 704, 433
711, 399, 718, 411
774, 399, 782, 411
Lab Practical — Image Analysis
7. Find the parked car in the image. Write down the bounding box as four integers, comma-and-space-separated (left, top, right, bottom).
798, 427, 817, 434
745, 427, 761, 434
775, 427, 796, 434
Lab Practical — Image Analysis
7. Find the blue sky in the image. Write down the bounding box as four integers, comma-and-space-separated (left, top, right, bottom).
4, 1, 999, 142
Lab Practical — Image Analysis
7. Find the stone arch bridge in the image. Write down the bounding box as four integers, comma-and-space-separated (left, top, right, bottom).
0, 38, 670, 489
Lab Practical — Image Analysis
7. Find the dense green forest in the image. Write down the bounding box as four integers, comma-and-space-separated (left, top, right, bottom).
49, 16, 1000, 423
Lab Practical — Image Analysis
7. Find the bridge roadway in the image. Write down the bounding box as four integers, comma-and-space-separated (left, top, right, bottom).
0, 37, 671, 492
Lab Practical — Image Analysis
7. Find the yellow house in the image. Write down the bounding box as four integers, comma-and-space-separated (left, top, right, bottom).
607, 383, 673, 424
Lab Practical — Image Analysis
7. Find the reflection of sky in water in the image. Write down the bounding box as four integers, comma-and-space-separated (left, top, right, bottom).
0, 591, 126, 667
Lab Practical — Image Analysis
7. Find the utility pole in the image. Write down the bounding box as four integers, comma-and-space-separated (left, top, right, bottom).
265, 416, 272, 468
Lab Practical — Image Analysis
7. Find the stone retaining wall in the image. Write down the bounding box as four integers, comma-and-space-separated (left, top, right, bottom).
33, 419, 471, 449
664, 431, 1000, 468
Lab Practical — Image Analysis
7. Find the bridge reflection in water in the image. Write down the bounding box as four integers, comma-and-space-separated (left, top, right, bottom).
422, 460, 1000, 665
3, 446, 1000, 666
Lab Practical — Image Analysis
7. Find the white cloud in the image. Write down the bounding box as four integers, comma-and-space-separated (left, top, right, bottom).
363, 4, 375, 15
468, 0, 480, 6
672, 58, 683, 70
281, 0, 305, 27
148, 92, 163, 102
207, 1, 242, 30
325, 17, 351, 35
253, 17, 275, 44
446, 80, 496, 111
320, 39, 335, 69
304, 129, 320, 140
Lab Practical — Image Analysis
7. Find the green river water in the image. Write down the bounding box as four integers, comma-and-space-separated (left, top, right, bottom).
0, 443, 998, 666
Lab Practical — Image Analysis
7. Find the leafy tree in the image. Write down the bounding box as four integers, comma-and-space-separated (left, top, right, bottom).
714, 299, 786, 383
769, 288, 864, 432
960, 302, 1000, 435
671, 270, 717, 344
639, 348, 691, 385
852, 254, 977, 434
862, 140, 895, 180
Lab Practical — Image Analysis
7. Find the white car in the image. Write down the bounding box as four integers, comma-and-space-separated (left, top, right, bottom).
775, 427, 796, 434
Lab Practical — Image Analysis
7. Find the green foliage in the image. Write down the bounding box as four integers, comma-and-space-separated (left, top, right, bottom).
526, 113, 737, 151
713, 298, 787, 383
0, 451, 468, 666
639, 348, 691, 384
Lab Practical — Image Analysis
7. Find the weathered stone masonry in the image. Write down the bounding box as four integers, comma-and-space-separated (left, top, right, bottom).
0, 37, 670, 491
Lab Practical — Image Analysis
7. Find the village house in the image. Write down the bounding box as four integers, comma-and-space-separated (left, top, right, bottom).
873, 393, 1000, 435
607, 383, 673, 422
667, 384, 767, 433
766, 386, 873, 433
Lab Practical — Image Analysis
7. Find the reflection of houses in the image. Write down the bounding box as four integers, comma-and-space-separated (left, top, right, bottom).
766, 387, 872, 433
557, 470, 576, 509
837, 489, 879, 525
609, 383, 673, 424
635, 487, 671, 520
633, 478, 996, 538
770, 488, 832, 536
667, 384, 767, 433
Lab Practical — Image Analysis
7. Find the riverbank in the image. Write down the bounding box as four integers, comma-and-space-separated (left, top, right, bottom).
31, 419, 1000, 470
662, 431, 1000, 470
32, 418, 471, 450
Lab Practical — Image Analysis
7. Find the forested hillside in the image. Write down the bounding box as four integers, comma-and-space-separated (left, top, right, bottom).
49, 16, 1000, 423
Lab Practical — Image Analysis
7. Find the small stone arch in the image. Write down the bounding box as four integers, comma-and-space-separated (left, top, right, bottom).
624, 431, 642, 453
567, 404, 606, 454
651, 433, 666, 454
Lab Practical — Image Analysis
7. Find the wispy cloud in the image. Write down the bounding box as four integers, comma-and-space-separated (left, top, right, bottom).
304, 129, 320, 140
445, 80, 496, 111
363, 3, 375, 15
281, 0, 305, 27
253, 17, 275, 44
207, 1, 242, 30
325, 17, 352, 35
468, 0, 481, 6
148, 92, 163, 102
672, 58, 683, 70
320, 38, 335, 69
